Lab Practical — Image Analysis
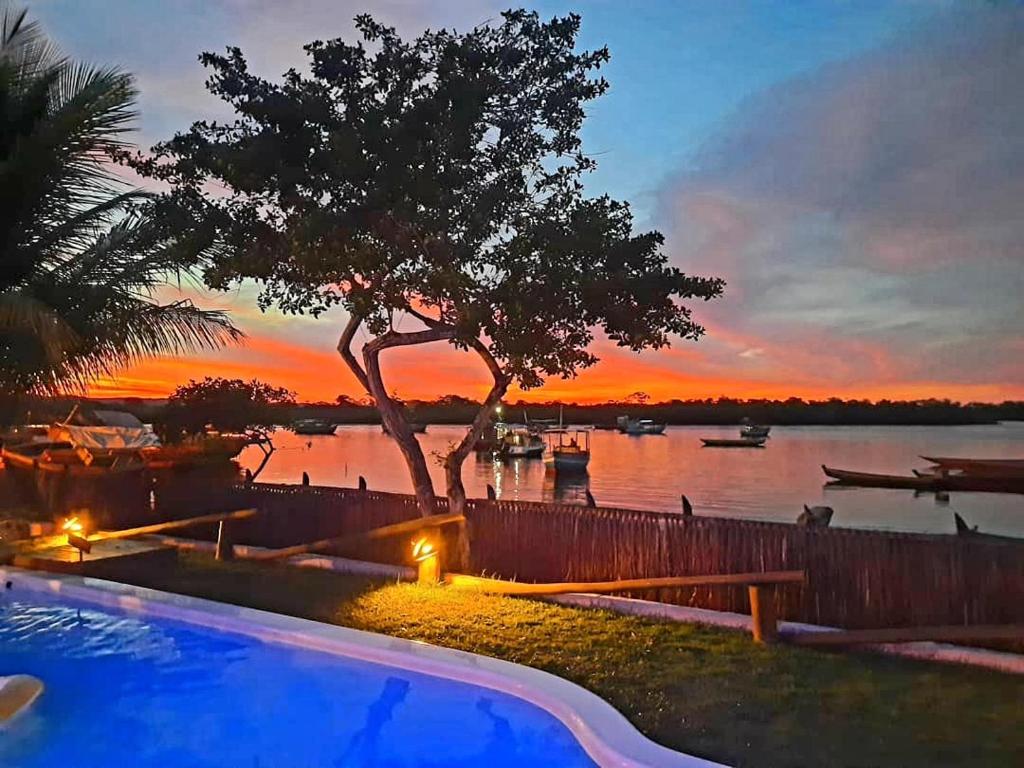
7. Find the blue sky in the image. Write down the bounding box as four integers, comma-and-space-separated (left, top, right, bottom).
35, 0, 935, 221
30, 1, 1024, 402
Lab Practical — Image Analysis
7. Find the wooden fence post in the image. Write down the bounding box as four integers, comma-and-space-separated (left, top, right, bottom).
216, 520, 234, 561
748, 585, 777, 643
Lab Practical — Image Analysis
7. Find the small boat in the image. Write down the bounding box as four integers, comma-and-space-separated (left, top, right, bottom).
920, 456, 1024, 477
0, 425, 49, 447
823, 465, 1024, 494
700, 437, 766, 448
499, 425, 545, 458
822, 465, 934, 490
543, 428, 591, 471
292, 418, 337, 436
616, 416, 666, 435
739, 424, 771, 439
1, 441, 144, 477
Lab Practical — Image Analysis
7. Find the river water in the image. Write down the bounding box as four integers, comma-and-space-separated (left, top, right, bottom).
239, 423, 1024, 537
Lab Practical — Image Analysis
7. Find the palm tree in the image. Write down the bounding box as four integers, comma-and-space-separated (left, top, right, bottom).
0, 4, 241, 422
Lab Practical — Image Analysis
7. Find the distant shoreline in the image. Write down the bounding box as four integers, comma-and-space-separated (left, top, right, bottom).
24, 395, 1021, 429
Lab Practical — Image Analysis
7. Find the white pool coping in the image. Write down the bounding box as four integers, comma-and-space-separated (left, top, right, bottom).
0, 567, 724, 768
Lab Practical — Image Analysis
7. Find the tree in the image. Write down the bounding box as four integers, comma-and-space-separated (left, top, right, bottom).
0, 4, 241, 425
158, 377, 295, 478
129, 11, 724, 527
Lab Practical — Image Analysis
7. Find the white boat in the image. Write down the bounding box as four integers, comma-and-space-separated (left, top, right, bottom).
616, 416, 666, 435
498, 425, 545, 458
543, 428, 591, 471
739, 422, 771, 439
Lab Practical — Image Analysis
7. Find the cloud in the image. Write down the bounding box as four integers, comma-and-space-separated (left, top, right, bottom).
658, 5, 1024, 399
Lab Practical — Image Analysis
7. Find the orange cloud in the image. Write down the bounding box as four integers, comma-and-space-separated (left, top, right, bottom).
86, 328, 1024, 404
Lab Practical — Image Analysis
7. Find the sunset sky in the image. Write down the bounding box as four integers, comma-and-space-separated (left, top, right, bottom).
34, 1, 1024, 403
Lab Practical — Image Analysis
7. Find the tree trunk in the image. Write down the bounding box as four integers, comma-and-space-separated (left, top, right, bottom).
337, 315, 456, 518
442, 343, 510, 570
365, 358, 437, 517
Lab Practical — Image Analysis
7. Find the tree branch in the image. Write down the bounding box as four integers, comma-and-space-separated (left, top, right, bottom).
364, 325, 457, 353
451, 340, 510, 463
337, 313, 370, 393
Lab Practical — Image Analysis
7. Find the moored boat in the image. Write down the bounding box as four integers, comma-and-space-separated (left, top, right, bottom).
823, 465, 1024, 494
701, 437, 766, 448
499, 425, 545, 458
543, 428, 591, 471
1, 441, 144, 477
822, 465, 934, 490
920, 456, 1024, 477
739, 424, 771, 439
616, 416, 666, 435
292, 418, 337, 436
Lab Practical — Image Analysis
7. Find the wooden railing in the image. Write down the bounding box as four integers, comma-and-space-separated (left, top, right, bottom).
153, 481, 1024, 632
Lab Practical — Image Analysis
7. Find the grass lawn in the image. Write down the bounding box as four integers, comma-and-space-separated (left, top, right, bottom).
99, 553, 1024, 768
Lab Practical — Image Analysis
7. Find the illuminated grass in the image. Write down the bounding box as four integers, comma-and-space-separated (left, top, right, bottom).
111, 553, 1024, 768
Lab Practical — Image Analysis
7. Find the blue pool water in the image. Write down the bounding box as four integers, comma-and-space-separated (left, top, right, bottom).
0, 589, 596, 767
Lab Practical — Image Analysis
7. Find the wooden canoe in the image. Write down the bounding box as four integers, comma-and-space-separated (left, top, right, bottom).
822, 465, 935, 490
701, 437, 766, 448
920, 456, 1024, 477
823, 465, 1024, 494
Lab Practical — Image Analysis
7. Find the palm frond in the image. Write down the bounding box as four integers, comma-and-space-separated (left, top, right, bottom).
0, 289, 78, 362
0, 3, 242, 400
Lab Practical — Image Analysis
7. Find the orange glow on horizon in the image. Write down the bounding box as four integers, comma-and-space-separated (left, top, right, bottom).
82, 331, 1024, 405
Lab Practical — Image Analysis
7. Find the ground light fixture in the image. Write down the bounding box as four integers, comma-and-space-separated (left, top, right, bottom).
412, 536, 440, 584
61, 516, 91, 562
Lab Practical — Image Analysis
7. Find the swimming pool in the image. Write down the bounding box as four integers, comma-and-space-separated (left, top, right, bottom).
0, 569, 718, 768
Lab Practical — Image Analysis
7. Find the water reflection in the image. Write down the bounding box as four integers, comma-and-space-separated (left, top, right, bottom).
241, 423, 1024, 536
541, 468, 590, 505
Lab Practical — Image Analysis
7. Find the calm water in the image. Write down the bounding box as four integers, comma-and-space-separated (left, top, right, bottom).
0, 590, 594, 767
241, 423, 1024, 537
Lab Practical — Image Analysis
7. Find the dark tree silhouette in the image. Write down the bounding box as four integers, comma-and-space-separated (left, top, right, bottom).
158, 377, 295, 478
129, 11, 724, 531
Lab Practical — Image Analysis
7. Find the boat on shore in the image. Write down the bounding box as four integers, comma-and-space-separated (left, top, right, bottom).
1, 440, 145, 477
701, 437, 767, 448
2, 406, 248, 475
616, 416, 666, 435
822, 465, 1024, 494
291, 418, 337, 436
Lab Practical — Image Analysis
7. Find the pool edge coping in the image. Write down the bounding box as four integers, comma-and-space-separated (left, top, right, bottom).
0, 566, 725, 768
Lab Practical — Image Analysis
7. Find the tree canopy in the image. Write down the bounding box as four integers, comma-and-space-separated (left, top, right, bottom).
158, 377, 294, 441
130, 10, 724, 516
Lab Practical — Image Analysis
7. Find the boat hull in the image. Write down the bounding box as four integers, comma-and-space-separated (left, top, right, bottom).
823, 465, 1024, 494
504, 445, 544, 458
293, 425, 338, 435
921, 456, 1024, 477
701, 438, 766, 448
544, 452, 590, 470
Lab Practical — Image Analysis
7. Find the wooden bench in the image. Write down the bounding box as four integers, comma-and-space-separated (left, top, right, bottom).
445, 570, 806, 643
